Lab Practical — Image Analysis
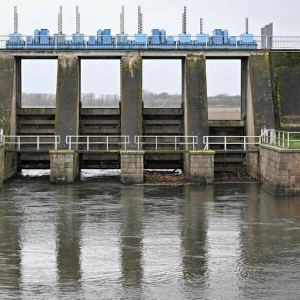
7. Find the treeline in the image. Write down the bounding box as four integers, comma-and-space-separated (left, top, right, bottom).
22, 91, 240, 108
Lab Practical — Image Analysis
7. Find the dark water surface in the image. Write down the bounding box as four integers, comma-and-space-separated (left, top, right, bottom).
1, 171, 300, 299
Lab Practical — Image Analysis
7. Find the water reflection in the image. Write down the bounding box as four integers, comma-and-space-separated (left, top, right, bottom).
0, 176, 300, 299
0, 184, 21, 298
120, 186, 143, 286
181, 185, 212, 282
56, 185, 82, 296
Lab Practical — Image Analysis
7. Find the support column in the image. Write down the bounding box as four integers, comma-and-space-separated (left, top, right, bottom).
121, 150, 144, 184
241, 58, 248, 121
121, 54, 143, 150
184, 55, 209, 150
52, 55, 80, 183
184, 150, 215, 184
55, 55, 80, 149
247, 53, 275, 136
0, 55, 19, 180
0, 144, 4, 188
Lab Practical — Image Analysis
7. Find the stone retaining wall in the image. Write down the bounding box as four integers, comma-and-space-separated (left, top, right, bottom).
260, 144, 300, 195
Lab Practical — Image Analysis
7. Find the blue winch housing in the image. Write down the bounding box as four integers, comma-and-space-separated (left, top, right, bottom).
5, 28, 258, 50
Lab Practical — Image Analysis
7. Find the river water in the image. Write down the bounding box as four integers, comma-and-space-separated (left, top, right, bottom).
0, 170, 300, 300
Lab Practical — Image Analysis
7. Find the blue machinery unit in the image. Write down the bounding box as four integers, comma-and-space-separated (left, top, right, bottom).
5, 6, 258, 50
5, 28, 258, 50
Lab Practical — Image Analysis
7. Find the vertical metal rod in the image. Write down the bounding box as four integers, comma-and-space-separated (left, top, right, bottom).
182, 6, 187, 34
224, 137, 227, 151
156, 136, 158, 151
246, 17, 249, 34
200, 17, 203, 34
288, 132, 290, 148
18, 136, 20, 151
138, 6, 143, 34
58, 6, 62, 34
76, 6, 80, 34
244, 137, 246, 150
14, 6, 18, 34
175, 136, 177, 151
120, 6, 124, 34
106, 136, 109, 150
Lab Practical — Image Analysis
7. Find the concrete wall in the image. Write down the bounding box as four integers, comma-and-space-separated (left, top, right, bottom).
260, 144, 300, 195
0, 55, 18, 179
121, 54, 142, 150
246, 152, 260, 180
247, 53, 275, 136
270, 52, 300, 130
55, 55, 80, 149
184, 55, 208, 149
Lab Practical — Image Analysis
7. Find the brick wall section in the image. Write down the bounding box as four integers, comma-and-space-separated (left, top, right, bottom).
121, 151, 144, 184
185, 151, 215, 184
260, 144, 300, 195
49, 150, 79, 184
0, 144, 4, 187
246, 152, 260, 180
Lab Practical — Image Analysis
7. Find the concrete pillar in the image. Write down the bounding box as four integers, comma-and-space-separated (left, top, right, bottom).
241, 58, 248, 121
49, 150, 79, 184
0, 55, 19, 180
55, 55, 80, 149
184, 55, 209, 150
121, 54, 143, 150
121, 150, 144, 184
0, 144, 4, 188
247, 53, 275, 136
184, 150, 215, 184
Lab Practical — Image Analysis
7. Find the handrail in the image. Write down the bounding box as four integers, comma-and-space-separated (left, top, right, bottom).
203, 135, 261, 150
261, 129, 300, 148
134, 135, 198, 151
66, 135, 130, 150
2, 135, 60, 150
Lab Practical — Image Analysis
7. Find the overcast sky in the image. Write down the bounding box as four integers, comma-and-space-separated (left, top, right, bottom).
2, 0, 297, 96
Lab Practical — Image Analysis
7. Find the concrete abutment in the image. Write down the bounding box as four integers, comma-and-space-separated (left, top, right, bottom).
184, 151, 215, 184
50, 150, 79, 184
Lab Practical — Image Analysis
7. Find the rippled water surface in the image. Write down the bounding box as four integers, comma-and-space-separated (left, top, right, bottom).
1, 171, 300, 299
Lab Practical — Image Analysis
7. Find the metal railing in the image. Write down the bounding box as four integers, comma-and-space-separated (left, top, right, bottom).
66, 135, 130, 150
261, 129, 300, 148
2, 135, 60, 150
203, 135, 262, 150
0, 128, 3, 143
134, 135, 198, 151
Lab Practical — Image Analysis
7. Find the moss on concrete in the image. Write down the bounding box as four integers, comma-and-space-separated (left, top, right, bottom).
249, 53, 275, 135
55, 56, 80, 149
121, 55, 143, 150
185, 55, 208, 149
270, 52, 300, 130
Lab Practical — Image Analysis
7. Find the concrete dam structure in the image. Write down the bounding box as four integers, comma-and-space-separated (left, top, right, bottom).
1, 6, 300, 194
